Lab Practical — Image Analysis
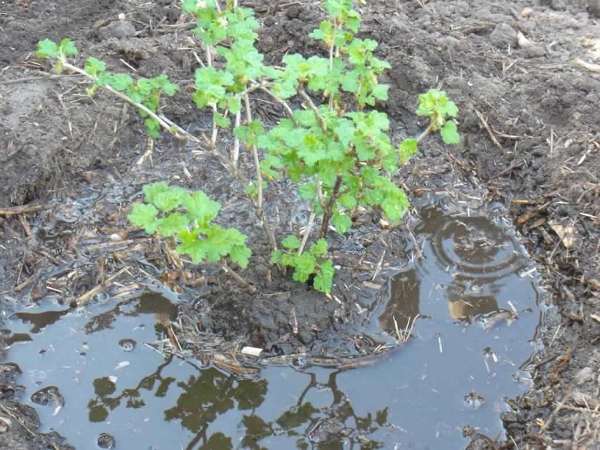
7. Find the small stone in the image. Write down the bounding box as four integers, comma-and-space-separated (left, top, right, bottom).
489, 23, 518, 49
575, 367, 594, 385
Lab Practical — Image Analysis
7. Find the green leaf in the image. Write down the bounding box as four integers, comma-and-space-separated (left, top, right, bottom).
332, 212, 352, 234
177, 230, 207, 264
399, 138, 418, 163
58, 38, 78, 57
338, 193, 357, 209
156, 213, 189, 237
36, 39, 59, 59
107, 73, 134, 92
309, 239, 328, 257
229, 244, 252, 268
271, 250, 283, 265
84, 57, 106, 77
183, 191, 221, 224
292, 253, 317, 283
313, 260, 334, 294
213, 111, 231, 128
372, 84, 389, 101
282, 235, 301, 250
441, 121, 460, 145
128, 203, 159, 234
143, 183, 186, 212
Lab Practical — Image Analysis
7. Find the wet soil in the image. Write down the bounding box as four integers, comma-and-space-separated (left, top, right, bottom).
1, 0, 600, 448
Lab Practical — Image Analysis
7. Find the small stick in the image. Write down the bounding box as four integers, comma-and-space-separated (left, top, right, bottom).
61, 62, 204, 144
0, 204, 46, 216
232, 110, 241, 169
474, 108, 503, 149
76, 267, 128, 306
220, 262, 256, 293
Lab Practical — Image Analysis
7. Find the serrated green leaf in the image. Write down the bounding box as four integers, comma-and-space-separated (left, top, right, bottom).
229, 244, 251, 268
271, 250, 283, 265
36, 39, 59, 59
313, 259, 334, 294
84, 57, 106, 77
213, 111, 231, 128
107, 73, 134, 92
441, 121, 460, 145
399, 138, 418, 163
309, 239, 328, 257
128, 203, 159, 234
282, 235, 301, 250
156, 212, 189, 237
143, 183, 186, 212
58, 38, 78, 57
183, 191, 221, 224
338, 193, 357, 209
372, 84, 389, 101
332, 212, 352, 234
292, 253, 317, 283
177, 230, 207, 264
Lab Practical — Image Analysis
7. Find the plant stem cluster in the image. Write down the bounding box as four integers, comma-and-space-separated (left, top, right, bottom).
35, 0, 460, 294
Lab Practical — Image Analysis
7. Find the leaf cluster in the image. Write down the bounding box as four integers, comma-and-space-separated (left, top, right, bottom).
128, 182, 251, 269
84, 58, 178, 138
271, 237, 335, 294
36, 39, 178, 138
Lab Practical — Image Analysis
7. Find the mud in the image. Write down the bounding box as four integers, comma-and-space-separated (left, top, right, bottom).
1, 0, 599, 448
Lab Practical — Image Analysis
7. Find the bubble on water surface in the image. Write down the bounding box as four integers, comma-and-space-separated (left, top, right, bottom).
118, 338, 136, 352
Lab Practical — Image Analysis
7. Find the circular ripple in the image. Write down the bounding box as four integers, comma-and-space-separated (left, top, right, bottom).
431, 216, 526, 280
118, 338, 136, 352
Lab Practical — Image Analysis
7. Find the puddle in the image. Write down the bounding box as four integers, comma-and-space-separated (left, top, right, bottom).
1, 208, 542, 449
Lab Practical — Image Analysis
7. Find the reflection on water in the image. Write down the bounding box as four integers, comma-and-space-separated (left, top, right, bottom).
2, 208, 541, 449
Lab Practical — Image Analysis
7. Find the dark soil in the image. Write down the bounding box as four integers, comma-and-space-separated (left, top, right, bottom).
1, 0, 599, 448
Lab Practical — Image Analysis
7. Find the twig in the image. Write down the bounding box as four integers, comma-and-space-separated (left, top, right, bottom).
220, 262, 256, 293
319, 176, 342, 238
244, 93, 278, 252
474, 108, 503, 149
298, 87, 327, 130
232, 110, 241, 170
0, 404, 36, 437
258, 86, 294, 117
61, 62, 205, 144
0, 204, 46, 216
76, 267, 128, 306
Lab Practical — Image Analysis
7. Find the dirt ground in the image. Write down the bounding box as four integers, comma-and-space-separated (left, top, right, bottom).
1, 0, 599, 448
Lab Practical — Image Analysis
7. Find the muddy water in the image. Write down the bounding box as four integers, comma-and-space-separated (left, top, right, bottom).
2, 208, 541, 449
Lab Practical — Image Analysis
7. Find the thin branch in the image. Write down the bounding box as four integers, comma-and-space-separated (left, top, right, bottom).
244, 93, 278, 251
258, 86, 294, 117
319, 176, 343, 238
232, 110, 241, 170
298, 87, 327, 130
220, 262, 256, 293
62, 62, 204, 144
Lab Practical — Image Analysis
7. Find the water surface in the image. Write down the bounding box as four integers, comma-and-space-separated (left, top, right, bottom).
2, 208, 541, 449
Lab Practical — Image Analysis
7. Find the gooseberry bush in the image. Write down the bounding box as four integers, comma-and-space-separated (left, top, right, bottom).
35, 0, 460, 294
